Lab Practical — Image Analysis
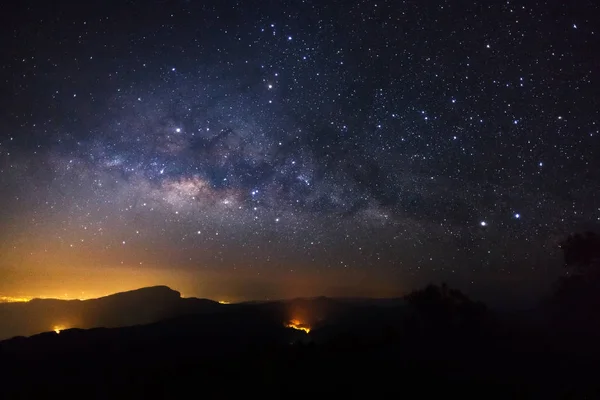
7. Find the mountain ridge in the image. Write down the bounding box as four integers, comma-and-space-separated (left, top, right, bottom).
0, 285, 220, 340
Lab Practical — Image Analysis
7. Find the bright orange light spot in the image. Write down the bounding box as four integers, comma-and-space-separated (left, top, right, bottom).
218, 300, 230, 304
53, 325, 66, 334
285, 319, 311, 333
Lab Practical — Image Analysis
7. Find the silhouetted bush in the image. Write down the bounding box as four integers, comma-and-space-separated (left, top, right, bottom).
404, 283, 487, 334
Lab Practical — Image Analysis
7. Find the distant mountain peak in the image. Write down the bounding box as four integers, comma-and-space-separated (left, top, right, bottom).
0, 285, 217, 341
112, 285, 180, 295
100, 286, 182, 301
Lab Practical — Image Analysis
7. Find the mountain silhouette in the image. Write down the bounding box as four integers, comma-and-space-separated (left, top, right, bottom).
0, 286, 220, 340
2, 285, 600, 398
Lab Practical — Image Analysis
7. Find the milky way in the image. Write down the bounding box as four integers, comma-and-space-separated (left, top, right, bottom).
0, 1, 598, 303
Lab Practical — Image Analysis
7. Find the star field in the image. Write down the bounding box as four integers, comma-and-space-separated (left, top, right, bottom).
0, 0, 598, 304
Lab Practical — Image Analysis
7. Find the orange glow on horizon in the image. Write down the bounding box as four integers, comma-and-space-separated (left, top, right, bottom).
0, 253, 404, 306
0, 263, 196, 304
0, 294, 97, 303
285, 318, 311, 333
0, 296, 32, 303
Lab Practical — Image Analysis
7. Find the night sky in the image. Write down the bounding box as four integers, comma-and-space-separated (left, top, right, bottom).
0, 1, 598, 305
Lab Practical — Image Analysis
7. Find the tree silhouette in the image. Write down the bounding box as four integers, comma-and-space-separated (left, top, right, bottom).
559, 231, 600, 274
550, 231, 600, 335
553, 231, 600, 301
404, 283, 487, 332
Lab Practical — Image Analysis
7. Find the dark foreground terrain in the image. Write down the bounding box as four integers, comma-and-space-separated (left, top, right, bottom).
1, 285, 600, 398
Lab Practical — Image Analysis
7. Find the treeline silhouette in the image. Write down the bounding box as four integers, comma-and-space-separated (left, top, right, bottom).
0, 231, 599, 398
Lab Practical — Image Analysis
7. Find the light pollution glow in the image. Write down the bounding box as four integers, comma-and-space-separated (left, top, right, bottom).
0, 296, 32, 303
0, 256, 403, 303
53, 325, 67, 334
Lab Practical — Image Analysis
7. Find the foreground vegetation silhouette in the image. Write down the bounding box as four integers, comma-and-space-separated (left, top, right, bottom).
1, 231, 600, 398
